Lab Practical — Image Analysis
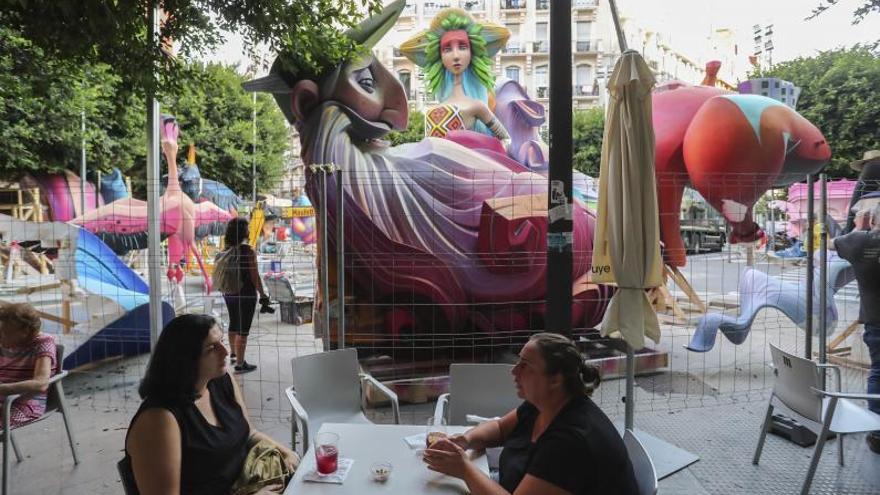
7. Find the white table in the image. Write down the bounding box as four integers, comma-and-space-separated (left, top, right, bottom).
285, 423, 488, 494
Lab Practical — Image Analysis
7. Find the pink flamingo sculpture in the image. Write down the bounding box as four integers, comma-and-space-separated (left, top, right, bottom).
70, 116, 232, 293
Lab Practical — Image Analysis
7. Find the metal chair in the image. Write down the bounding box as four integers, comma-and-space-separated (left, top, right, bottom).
2, 344, 79, 495
284, 348, 400, 456
433, 363, 519, 425
623, 429, 658, 495
753, 343, 880, 495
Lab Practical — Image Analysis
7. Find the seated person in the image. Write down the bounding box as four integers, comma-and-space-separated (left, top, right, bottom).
423, 332, 638, 495
124, 314, 298, 495
0, 303, 56, 427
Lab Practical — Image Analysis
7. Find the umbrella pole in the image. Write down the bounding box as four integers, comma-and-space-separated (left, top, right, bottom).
625, 345, 635, 430
609, 0, 632, 430
607, 0, 628, 52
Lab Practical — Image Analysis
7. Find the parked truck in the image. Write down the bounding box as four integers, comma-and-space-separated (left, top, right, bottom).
680, 187, 726, 253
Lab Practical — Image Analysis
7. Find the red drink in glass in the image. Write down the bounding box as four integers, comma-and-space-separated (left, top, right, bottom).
315, 445, 338, 475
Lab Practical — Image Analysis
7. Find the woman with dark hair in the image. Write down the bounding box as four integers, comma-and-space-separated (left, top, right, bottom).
0, 303, 56, 427
423, 332, 638, 495
221, 217, 269, 373
124, 314, 297, 495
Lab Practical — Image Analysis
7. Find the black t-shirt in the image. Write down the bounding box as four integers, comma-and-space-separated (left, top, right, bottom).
498, 396, 639, 495
835, 230, 880, 325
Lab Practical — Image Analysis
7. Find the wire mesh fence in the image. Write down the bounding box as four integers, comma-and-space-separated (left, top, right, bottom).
0, 167, 872, 429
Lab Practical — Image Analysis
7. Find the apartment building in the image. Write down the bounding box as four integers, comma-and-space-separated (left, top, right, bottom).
374, 1, 737, 120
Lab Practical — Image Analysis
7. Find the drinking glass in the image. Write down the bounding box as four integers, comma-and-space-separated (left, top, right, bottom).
314, 432, 340, 475
426, 417, 448, 448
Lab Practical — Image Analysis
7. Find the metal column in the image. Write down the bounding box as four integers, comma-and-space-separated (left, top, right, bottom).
818, 174, 828, 387
805, 174, 814, 359
319, 168, 331, 351
336, 167, 345, 349
546, 0, 573, 336
146, 4, 163, 349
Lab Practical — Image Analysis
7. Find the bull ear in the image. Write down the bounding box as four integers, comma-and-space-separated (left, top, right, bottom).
291, 80, 321, 123
512, 100, 545, 126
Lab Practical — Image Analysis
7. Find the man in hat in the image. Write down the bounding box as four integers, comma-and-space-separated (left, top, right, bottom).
833, 199, 880, 454
844, 149, 880, 233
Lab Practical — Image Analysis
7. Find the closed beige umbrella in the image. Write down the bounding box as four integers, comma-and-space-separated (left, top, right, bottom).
592, 49, 663, 350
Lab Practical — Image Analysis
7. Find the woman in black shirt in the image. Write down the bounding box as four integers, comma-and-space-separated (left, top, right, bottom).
423, 332, 638, 495
125, 314, 297, 494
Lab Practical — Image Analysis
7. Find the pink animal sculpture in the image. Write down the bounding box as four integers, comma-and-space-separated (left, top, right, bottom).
70, 116, 232, 292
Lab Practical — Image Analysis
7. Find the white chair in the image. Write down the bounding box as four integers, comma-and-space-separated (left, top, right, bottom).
753, 343, 880, 495
2, 344, 79, 495
284, 348, 400, 456
433, 364, 520, 472
433, 363, 520, 425
623, 429, 658, 495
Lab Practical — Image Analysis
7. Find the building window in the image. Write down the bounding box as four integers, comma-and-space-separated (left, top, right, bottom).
575, 64, 592, 95
505, 66, 521, 83
576, 21, 591, 41
535, 65, 548, 97
761, 80, 769, 89
398, 71, 412, 100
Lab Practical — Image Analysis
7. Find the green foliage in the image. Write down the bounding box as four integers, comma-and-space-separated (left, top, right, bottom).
0, 0, 382, 94
386, 110, 425, 146
162, 63, 289, 197
755, 47, 880, 178
572, 107, 605, 176
0, 26, 143, 177
0, 25, 288, 195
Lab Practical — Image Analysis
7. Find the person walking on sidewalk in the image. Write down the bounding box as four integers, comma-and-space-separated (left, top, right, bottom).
833, 203, 880, 454
220, 217, 269, 374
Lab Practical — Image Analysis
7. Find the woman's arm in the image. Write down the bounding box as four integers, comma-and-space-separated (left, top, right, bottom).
455, 408, 518, 451
229, 373, 299, 469
243, 247, 267, 298
127, 409, 182, 495
474, 103, 510, 142
0, 355, 52, 396
425, 440, 571, 495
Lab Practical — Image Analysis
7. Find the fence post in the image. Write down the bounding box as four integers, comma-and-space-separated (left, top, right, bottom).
818, 174, 828, 387
805, 174, 814, 359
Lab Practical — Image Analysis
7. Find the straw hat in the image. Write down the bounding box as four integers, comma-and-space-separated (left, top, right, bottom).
399, 8, 510, 67
850, 149, 880, 172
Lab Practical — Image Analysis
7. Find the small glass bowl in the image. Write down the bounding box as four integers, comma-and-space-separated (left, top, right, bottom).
370, 461, 393, 482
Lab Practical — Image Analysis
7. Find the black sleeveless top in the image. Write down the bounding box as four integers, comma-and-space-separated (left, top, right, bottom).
498, 395, 639, 495
125, 374, 250, 495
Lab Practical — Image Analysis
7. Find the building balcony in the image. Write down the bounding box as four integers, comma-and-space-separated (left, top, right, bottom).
393, 47, 406, 59
574, 84, 599, 97
574, 39, 600, 54
462, 0, 485, 11
424, 2, 451, 15
573, 0, 599, 9
532, 40, 549, 54
501, 0, 527, 10
401, 2, 417, 16
536, 86, 549, 99
501, 42, 525, 55
536, 0, 549, 10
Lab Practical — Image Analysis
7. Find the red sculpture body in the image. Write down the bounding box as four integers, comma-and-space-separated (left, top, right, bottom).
654, 84, 831, 266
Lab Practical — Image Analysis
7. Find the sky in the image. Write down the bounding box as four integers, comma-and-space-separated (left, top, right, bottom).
619, 0, 879, 64
207, 0, 880, 76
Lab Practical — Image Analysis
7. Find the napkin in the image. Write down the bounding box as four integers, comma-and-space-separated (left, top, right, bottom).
302, 458, 354, 484
403, 433, 427, 449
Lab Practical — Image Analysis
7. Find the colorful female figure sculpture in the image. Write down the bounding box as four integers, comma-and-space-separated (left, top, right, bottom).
400, 8, 510, 141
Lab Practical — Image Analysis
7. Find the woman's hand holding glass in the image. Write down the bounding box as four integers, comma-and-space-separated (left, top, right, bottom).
422, 437, 472, 479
